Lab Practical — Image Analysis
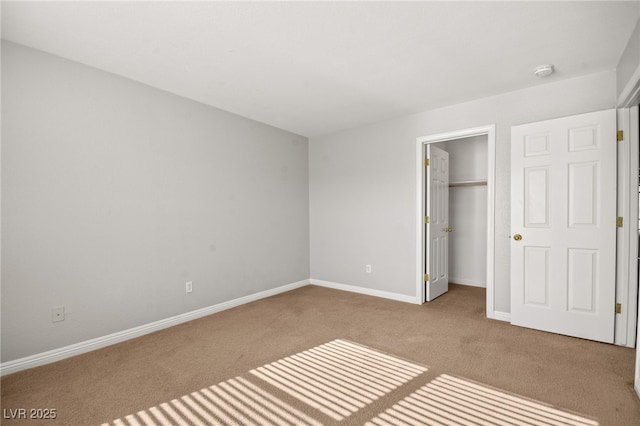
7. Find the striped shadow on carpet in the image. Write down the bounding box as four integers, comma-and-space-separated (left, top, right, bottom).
101, 340, 600, 426
366, 374, 599, 426
102, 339, 428, 426
104, 376, 321, 426
249, 339, 429, 421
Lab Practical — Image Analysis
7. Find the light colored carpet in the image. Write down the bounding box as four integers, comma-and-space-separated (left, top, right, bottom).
2, 284, 639, 425
101, 339, 599, 426
103, 339, 429, 426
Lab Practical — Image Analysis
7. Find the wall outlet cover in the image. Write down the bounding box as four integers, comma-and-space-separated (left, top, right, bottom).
52, 306, 65, 322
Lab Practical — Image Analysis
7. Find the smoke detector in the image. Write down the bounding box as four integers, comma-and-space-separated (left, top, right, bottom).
534, 64, 554, 78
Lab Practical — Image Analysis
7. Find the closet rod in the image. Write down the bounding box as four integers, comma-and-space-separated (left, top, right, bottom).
449, 180, 488, 188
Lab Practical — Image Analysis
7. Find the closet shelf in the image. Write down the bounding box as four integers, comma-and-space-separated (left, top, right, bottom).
449, 180, 488, 188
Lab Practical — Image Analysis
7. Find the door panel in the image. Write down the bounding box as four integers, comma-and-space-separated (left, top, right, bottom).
568, 162, 598, 227
523, 246, 550, 307
524, 167, 550, 226
511, 109, 616, 343
567, 248, 597, 313
425, 145, 449, 301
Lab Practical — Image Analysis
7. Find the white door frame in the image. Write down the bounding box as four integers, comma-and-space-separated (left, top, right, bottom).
616, 106, 639, 349
617, 61, 640, 397
416, 125, 497, 316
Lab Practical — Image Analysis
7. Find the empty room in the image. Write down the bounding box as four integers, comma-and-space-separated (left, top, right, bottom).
2, 1, 640, 425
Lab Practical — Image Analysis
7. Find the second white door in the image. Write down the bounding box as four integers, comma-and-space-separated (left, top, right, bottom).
426, 145, 450, 301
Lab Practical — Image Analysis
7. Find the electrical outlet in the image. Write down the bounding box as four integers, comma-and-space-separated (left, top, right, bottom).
185, 281, 193, 293
52, 306, 65, 323
365, 264, 372, 274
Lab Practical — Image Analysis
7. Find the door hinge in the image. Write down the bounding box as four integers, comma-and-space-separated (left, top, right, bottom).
617, 130, 624, 141
616, 216, 623, 227
615, 303, 622, 314
424, 158, 430, 167
425, 216, 430, 224
424, 274, 429, 282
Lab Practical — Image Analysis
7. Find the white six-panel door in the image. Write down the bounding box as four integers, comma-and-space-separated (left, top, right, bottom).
426, 145, 450, 301
510, 109, 616, 343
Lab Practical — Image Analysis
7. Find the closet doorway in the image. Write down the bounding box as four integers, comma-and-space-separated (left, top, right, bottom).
433, 136, 488, 288
416, 125, 496, 315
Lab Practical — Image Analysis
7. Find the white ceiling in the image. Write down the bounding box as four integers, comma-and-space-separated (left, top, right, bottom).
2, 1, 639, 137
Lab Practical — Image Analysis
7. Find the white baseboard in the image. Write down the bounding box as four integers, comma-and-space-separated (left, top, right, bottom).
310, 279, 421, 304
449, 278, 486, 288
487, 310, 511, 322
0, 279, 310, 376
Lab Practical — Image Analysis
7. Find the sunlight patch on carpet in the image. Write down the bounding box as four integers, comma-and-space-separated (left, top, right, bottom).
365, 374, 599, 426
101, 339, 428, 425
102, 376, 322, 426
249, 339, 428, 421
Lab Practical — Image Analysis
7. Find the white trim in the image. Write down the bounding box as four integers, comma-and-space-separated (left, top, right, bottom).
618, 64, 640, 108
630, 105, 639, 344
616, 107, 639, 348
616, 109, 630, 346
0, 279, 310, 376
310, 279, 421, 304
629, 106, 640, 398
490, 310, 511, 323
449, 278, 486, 288
415, 125, 497, 319
627, 106, 637, 348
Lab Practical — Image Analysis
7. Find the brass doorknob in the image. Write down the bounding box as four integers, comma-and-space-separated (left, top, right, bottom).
513, 234, 523, 241
445, 227, 453, 232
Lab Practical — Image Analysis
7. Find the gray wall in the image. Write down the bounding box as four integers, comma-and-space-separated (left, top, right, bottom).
1, 41, 310, 362
617, 16, 640, 100
309, 70, 617, 313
